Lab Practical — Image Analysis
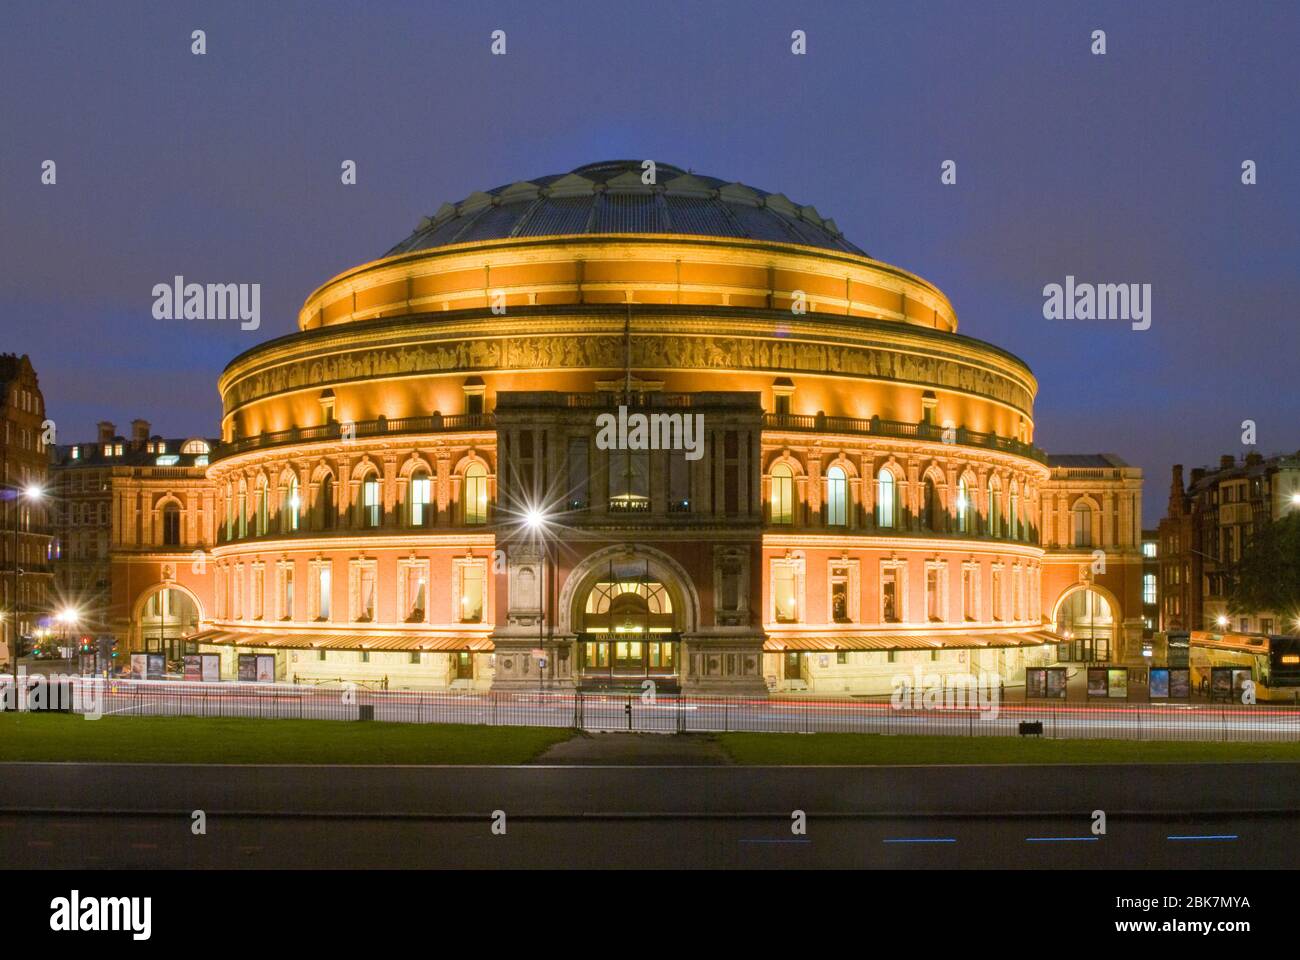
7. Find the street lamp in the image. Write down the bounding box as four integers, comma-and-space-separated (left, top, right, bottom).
522, 503, 554, 695
9, 483, 44, 688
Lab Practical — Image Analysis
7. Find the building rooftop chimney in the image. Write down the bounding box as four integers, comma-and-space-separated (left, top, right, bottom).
1219, 455, 1236, 470
131, 419, 151, 447
97, 421, 116, 443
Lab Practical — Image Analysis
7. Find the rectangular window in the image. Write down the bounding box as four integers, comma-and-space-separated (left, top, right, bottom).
830, 567, 851, 623
881, 568, 900, 623
774, 564, 798, 623
315, 564, 332, 621
404, 566, 427, 622
926, 567, 942, 622
459, 562, 485, 623
962, 568, 976, 621
669, 450, 690, 512
282, 566, 295, 621
252, 566, 265, 620
991, 568, 1004, 621
567, 437, 589, 510
363, 478, 381, 528
357, 565, 376, 622
1143, 573, 1157, 605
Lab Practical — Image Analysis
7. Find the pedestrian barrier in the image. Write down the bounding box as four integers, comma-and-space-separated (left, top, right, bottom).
28, 676, 1300, 742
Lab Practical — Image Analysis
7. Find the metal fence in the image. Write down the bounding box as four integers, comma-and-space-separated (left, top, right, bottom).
10, 677, 1296, 742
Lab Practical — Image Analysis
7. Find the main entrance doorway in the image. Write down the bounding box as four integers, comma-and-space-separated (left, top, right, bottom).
576, 579, 680, 690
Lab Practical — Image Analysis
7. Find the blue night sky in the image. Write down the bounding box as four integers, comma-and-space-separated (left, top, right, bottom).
1, 0, 1297, 522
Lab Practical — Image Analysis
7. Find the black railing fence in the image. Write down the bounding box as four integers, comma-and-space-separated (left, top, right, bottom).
20, 677, 1300, 743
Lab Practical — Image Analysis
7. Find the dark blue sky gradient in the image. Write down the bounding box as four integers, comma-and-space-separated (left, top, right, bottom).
1, 0, 1297, 521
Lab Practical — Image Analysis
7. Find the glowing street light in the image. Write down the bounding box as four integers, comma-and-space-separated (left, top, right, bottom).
1216, 615, 1230, 630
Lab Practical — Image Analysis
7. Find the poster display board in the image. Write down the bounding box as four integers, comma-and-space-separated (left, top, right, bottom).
183, 655, 202, 682
201, 653, 221, 683
1210, 666, 1253, 703
1106, 667, 1129, 699
130, 653, 147, 680
237, 654, 257, 682
146, 653, 165, 679
255, 654, 276, 683
1026, 667, 1068, 700
1086, 667, 1109, 697
1150, 667, 1193, 700
1168, 667, 1191, 699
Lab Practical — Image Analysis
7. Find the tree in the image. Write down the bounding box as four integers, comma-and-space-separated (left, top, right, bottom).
1226, 513, 1300, 624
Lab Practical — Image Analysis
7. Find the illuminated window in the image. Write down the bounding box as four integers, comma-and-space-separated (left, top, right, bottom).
458, 561, 485, 623
770, 463, 794, 525
404, 566, 427, 622
354, 563, 376, 622
876, 469, 896, 529
283, 476, 301, 533
361, 476, 381, 528
826, 465, 847, 526
1072, 503, 1093, 548
988, 478, 1001, 537
162, 502, 181, 546
410, 471, 432, 527
313, 563, 332, 621
956, 478, 970, 534
773, 562, 799, 623
1143, 573, 1157, 605
464, 463, 488, 524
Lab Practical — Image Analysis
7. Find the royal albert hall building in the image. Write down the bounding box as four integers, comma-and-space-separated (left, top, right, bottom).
116, 160, 1144, 695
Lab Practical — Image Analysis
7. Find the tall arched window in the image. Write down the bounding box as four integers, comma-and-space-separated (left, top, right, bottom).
1073, 502, 1093, 547
410, 470, 432, 527
224, 486, 233, 541
876, 469, 896, 529
256, 479, 269, 536
318, 474, 336, 530
770, 463, 794, 525
283, 476, 300, 533
360, 475, 382, 528
1009, 487, 1019, 541
237, 481, 248, 539
956, 478, 970, 534
921, 477, 941, 531
161, 502, 181, 546
825, 466, 847, 527
988, 478, 1001, 538
464, 463, 488, 525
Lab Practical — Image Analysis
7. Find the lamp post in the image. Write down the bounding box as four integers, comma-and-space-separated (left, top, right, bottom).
9, 483, 44, 689
524, 506, 551, 695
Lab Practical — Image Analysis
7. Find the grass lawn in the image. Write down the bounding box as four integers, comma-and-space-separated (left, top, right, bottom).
0, 713, 574, 765
715, 732, 1300, 765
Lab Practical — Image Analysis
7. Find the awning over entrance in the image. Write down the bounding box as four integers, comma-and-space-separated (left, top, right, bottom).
187, 628, 495, 653
764, 630, 1058, 652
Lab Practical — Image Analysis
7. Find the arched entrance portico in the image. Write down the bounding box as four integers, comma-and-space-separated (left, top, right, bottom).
1051, 584, 1119, 662
560, 546, 698, 691
132, 584, 203, 662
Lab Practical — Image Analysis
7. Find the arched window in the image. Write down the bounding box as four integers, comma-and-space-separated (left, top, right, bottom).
1009, 487, 1019, 541
360, 475, 382, 528
876, 469, 896, 529
464, 463, 488, 525
283, 476, 300, 533
224, 486, 233, 541
256, 479, 269, 536
921, 477, 941, 531
410, 470, 432, 527
956, 478, 970, 534
825, 466, 847, 527
1073, 502, 1093, 547
161, 502, 181, 546
318, 475, 336, 531
237, 481, 248, 538
988, 478, 1001, 538
770, 463, 794, 525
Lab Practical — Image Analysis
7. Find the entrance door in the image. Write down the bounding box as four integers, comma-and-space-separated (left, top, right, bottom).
784, 652, 803, 680
453, 651, 474, 680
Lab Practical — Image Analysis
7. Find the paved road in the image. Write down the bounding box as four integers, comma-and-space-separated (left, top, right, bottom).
1, 811, 1286, 868
45, 679, 1300, 741
0, 761, 1296, 868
